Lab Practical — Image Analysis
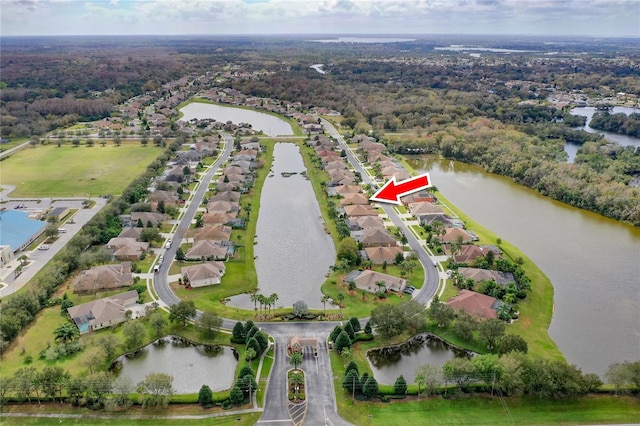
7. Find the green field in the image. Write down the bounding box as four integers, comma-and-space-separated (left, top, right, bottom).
1, 142, 162, 197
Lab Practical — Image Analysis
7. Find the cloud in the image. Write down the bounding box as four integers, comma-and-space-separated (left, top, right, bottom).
1, 0, 638, 36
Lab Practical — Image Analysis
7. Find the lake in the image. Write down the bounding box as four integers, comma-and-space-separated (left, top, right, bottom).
566, 106, 640, 162
178, 102, 293, 137
111, 337, 238, 394
407, 157, 640, 376
368, 334, 464, 385
227, 143, 336, 310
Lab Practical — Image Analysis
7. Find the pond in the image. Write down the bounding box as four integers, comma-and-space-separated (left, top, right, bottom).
407, 157, 640, 376
227, 143, 336, 310
178, 102, 293, 136
566, 106, 640, 162
368, 333, 469, 385
111, 336, 238, 394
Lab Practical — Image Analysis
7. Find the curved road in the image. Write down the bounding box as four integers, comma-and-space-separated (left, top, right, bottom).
321, 118, 439, 304
152, 122, 438, 425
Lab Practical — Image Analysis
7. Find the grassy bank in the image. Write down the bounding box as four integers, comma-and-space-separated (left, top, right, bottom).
0, 142, 163, 197
399, 156, 562, 361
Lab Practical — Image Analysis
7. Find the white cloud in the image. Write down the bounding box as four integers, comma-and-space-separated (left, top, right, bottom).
1, 0, 638, 36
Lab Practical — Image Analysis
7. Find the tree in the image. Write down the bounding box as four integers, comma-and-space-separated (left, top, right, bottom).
111, 376, 134, 409
175, 247, 186, 261
336, 237, 359, 266
197, 311, 222, 339
140, 227, 160, 243
122, 321, 146, 349
198, 384, 214, 408
92, 335, 119, 361
497, 334, 528, 354
231, 321, 246, 343
362, 376, 379, 399
497, 352, 525, 396
472, 354, 504, 394
292, 300, 308, 318
443, 357, 476, 391
340, 347, 352, 365
453, 312, 477, 342
336, 293, 345, 309
137, 373, 174, 408
229, 385, 244, 405
370, 304, 405, 338
334, 331, 352, 354
415, 364, 442, 396
38, 366, 69, 403
321, 295, 330, 313
345, 361, 359, 377
342, 369, 361, 397
149, 312, 168, 337
479, 318, 506, 349
169, 301, 196, 326
343, 321, 355, 340
364, 322, 372, 335
427, 298, 455, 327
290, 351, 303, 370
244, 347, 256, 362
85, 372, 113, 408
393, 375, 408, 396
254, 332, 269, 354
329, 325, 342, 343
246, 337, 261, 360
606, 362, 630, 394
349, 317, 361, 333
44, 224, 59, 239
54, 322, 79, 344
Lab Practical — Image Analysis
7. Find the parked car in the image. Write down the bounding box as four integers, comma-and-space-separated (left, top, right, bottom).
403, 287, 414, 295
38, 245, 49, 250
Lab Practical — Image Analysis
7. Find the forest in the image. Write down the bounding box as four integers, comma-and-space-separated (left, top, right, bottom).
1, 35, 638, 224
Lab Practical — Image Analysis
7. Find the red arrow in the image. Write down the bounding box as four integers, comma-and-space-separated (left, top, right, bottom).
369, 173, 432, 205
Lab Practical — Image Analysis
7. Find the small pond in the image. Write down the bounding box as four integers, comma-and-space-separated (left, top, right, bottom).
178, 102, 293, 136
110, 336, 238, 394
367, 333, 471, 385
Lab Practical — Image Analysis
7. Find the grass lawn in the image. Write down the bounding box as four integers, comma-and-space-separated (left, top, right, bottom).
400, 157, 562, 361
335, 393, 640, 425
0, 136, 29, 152
1, 142, 163, 197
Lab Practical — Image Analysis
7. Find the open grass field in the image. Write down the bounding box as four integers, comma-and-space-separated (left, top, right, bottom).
1, 142, 162, 197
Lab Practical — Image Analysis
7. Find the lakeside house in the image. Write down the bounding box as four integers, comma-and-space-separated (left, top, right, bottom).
67, 290, 139, 334
446, 289, 502, 319
458, 267, 516, 286
181, 261, 226, 287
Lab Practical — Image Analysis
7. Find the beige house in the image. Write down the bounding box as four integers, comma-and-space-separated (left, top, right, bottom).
364, 246, 404, 264
67, 290, 139, 333
186, 240, 229, 260
72, 262, 133, 293
345, 270, 406, 293
181, 261, 226, 287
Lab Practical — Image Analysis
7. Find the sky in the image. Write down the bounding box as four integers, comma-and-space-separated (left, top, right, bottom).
1, 0, 639, 37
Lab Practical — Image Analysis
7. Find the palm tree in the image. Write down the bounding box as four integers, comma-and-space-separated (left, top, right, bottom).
431, 220, 445, 244
336, 293, 345, 310
290, 351, 303, 371
321, 295, 329, 314
269, 293, 279, 313
250, 292, 258, 311
54, 323, 79, 344
374, 280, 386, 294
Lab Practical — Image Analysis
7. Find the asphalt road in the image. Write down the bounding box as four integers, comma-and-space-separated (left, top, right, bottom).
152, 134, 234, 308
321, 118, 439, 305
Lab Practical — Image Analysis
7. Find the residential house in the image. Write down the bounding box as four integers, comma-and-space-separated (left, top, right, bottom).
67, 290, 139, 333
401, 190, 437, 205
409, 202, 444, 216
131, 212, 168, 227
458, 268, 516, 286
210, 191, 241, 203
207, 200, 239, 214
343, 205, 378, 217
446, 289, 502, 319
185, 240, 230, 260
358, 227, 397, 247
106, 237, 149, 261
441, 228, 475, 243
363, 246, 404, 265
202, 212, 236, 225
72, 262, 133, 293
344, 270, 406, 293
117, 227, 142, 240
181, 262, 226, 287
348, 215, 385, 231
454, 245, 502, 264
340, 193, 370, 206
418, 213, 464, 229
193, 224, 232, 241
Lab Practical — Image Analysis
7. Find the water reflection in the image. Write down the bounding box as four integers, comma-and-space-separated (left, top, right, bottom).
111, 336, 238, 394
407, 156, 640, 376
368, 334, 466, 384
227, 143, 336, 310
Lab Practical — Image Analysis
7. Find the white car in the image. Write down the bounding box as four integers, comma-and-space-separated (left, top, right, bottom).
38, 245, 50, 250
